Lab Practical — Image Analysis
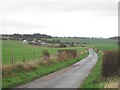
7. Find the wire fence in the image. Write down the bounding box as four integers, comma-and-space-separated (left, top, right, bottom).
3, 49, 84, 65
3, 52, 44, 65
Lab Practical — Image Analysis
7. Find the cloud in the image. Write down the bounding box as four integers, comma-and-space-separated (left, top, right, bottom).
0, 0, 118, 37
0, 0, 118, 16
2, 21, 47, 29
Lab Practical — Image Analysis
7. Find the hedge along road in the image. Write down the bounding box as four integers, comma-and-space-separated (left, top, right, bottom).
18, 48, 98, 88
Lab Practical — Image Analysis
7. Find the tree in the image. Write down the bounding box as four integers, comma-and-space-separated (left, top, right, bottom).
60, 43, 66, 48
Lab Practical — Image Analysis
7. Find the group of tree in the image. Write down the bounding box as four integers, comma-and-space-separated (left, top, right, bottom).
109, 36, 120, 40
1, 33, 52, 40
109, 36, 120, 45
46, 39, 61, 44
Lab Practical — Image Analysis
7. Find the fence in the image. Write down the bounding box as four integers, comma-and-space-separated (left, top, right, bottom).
3, 52, 43, 65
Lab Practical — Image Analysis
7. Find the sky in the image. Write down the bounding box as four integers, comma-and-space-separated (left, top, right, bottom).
0, 0, 119, 38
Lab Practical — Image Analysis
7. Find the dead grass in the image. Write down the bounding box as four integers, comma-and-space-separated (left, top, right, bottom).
2, 60, 40, 77
2, 49, 84, 78
2, 56, 58, 78
57, 50, 78, 61
104, 81, 118, 88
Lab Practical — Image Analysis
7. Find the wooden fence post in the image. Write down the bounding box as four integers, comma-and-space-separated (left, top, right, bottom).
23, 53, 25, 63
11, 52, 14, 65
33, 52, 35, 59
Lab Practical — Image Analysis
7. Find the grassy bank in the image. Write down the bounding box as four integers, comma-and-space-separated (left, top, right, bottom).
2, 51, 88, 88
81, 51, 104, 88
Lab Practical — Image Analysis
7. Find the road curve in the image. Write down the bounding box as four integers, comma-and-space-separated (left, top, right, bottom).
18, 48, 98, 88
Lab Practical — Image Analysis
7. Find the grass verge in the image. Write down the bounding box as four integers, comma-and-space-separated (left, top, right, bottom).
2, 51, 88, 88
81, 49, 119, 89
80, 51, 104, 88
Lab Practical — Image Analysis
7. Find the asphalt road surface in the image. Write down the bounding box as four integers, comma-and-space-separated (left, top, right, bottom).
18, 48, 98, 88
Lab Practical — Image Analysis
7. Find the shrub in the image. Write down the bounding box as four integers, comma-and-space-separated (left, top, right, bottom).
2, 61, 39, 78
102, 50, 120, 77
70, 43, 75, 47
57, 49, 77, 61
60, 43, 67, 48
43, 50, 50, 60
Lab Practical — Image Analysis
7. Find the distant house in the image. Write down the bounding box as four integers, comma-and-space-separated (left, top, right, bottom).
41, 42, 47, 46
22, 40, 28, 44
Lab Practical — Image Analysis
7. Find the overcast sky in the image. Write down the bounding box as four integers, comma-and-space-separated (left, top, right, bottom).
0, 0, 118, 38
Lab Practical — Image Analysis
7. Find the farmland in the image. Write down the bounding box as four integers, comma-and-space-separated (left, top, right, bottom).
50, 37, 118, 50
2, 40, 58, 65
2, 38, 118, 65
50, 37, 117, 44
2, 40, 85, 65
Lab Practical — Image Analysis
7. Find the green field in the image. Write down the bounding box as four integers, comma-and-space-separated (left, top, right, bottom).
50, 38, 118, 50
2, 38, 118, 65
2, 40, 85, 65
86, 43, 118, 51
50, 37, 117, 44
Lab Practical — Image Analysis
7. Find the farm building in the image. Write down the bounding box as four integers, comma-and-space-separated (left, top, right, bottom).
29, 40, 47, 46
22, 40, 28, 44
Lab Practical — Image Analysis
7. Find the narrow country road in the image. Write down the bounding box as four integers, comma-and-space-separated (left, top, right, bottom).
18, 48, 98, 88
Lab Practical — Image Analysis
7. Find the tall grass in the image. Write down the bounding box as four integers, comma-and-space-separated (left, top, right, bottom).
57, 49, 78, 61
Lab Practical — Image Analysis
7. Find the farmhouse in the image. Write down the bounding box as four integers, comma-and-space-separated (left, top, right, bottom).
29, 40, 47, 46
22, 40, 28, 44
